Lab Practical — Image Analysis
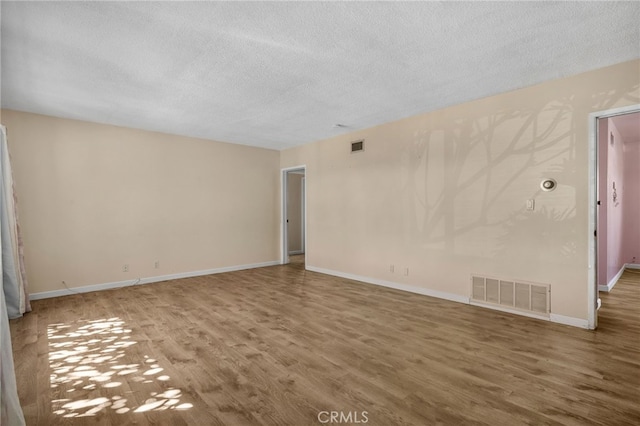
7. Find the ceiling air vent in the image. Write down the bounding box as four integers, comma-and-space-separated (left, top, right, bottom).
351, 140, 364, 153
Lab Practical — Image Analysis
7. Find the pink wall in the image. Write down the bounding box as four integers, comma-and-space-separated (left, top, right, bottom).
606, 119, 625, 282
598, 115, 640, 287
597, 120, 609, 286
622, 131, 640, 266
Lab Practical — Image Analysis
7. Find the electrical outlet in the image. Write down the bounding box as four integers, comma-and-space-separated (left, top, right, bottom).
390, 264, 395, 273
154, 260, 160, 269
123, 264, 129, 272
526, 199, 535, 211
404, 267, 409, 276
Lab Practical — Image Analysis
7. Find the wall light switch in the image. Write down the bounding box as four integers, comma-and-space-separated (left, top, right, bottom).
526, 199, 535, 211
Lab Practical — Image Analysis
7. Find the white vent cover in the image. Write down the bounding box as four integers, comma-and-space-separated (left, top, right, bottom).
471, 275, 550, 315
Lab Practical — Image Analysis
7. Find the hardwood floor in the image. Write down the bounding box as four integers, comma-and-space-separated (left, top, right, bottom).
9, 263, 640, 425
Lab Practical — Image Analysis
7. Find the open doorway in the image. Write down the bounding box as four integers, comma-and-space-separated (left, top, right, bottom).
281, 166, 306, 265
589, 105, 640, 329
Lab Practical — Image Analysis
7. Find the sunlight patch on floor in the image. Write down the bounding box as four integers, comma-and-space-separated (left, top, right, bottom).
47, 317, 192, 418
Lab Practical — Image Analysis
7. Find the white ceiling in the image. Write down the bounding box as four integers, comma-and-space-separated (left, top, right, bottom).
1, 1, 639, 151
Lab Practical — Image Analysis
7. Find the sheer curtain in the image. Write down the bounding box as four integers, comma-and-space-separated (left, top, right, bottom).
1, 280, 26, 425
0, 125, 27, 425
1, 126, 30, 319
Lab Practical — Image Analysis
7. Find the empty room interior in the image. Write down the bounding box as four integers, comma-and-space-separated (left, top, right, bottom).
1, 2, 640, 425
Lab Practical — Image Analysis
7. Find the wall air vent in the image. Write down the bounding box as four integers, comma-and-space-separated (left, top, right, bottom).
351, 140, 364, 153
471, 275, 550, 316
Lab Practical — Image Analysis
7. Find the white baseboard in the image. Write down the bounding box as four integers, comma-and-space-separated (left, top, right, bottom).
307, 265, 590, 329
32, 261, 592, 330
471, 302, 589, 328
598, 263, 637, 292
29, 261, 280, 300
306, 265, 469, 304
549, 313, 590, 329
469, 300, 550, 321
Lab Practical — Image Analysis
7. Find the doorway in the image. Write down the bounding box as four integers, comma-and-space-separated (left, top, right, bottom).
281, 166, 306, 265
589, 104, 640, 329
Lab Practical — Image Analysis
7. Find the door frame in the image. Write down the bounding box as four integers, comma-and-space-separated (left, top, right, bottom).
587, 104, 640, 329
301, 177, 306, 253
281, 165, 307, 264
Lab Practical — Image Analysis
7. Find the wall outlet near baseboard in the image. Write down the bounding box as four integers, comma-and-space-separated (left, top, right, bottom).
390, 264, 395, 273
155, 260, 160, 269
123, 264, 129, 272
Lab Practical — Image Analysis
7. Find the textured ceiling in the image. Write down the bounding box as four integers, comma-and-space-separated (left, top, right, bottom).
1, 1, 639, 150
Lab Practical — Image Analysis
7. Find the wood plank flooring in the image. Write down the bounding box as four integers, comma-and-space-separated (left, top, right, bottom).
9, 259, 640, 425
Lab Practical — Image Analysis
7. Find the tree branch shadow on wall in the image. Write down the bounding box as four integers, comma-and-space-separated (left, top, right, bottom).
401, 84, 640, 276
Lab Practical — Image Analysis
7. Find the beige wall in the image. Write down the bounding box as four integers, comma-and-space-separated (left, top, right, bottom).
2, 110, 280, 294
287, 172, 304, 254
281, 60, 640, 321
2, 60, 639, 322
